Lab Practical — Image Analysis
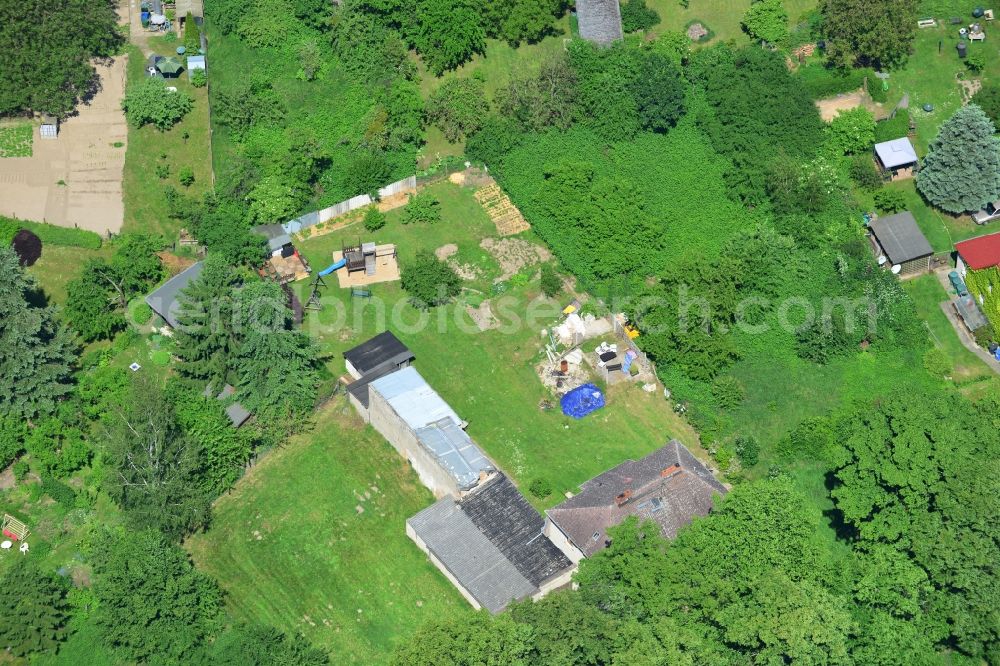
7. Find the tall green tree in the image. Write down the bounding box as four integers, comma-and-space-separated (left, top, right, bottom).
400, 250, 462, 307
629, 51, 686, 133
171, 385, 253, 494
92, 528, 222, 662
173, 255, 241, 391
121, 78, 194, 131
0, 245, 76, 419
425, 77, 489, 142
821, 0, 917, 69
917, 104, 1000, 213
498, 53, 578, 132
0, 0, 122, 116
742, 0, 789, 44
412, 0, 486, 75
233, 281, 319, 420
0, 560, 69, 657
102, 374, 212, 538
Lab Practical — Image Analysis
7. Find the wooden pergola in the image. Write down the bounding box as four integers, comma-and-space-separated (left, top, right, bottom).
2, 514, 29, 541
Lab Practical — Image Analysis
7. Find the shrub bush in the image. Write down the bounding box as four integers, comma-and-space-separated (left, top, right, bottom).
922, 347, 952, 377
184, 12, 201, 52
528, 477, 553, 499
363, 207, 386, 232
711, 375, 746, 409
874, 111, 910, 142
12, 460, 29, 481
191, 69, 207, 88
850, 154, 882, 190
178, 166, 195, 187
131, 301, 153, 325
540, 263, 562, 297
734, 434, 760, 467
873, 188, 906, 213
401, 250, 462, 307
402, 192, 441, 225
40, 476, 76, 509
621, 0, 660, 33
121, 78, 194, 131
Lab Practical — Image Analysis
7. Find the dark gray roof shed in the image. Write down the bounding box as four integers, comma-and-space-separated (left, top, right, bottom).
344, 331, 414, 376
869, 212, 934, 264
145, 261, 205, 329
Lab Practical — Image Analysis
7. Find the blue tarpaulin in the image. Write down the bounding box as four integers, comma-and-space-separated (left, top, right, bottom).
561, 383, 605, 419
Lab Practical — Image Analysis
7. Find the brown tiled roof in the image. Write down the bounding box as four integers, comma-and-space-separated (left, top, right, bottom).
546, 441, 727, 557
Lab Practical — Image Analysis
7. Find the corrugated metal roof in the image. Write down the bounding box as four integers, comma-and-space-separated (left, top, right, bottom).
369, 366, 460, 430
416, 418, 494, 490
407, 499, 537, 613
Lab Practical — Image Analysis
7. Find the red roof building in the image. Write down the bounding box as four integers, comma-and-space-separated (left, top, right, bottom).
956, 232, 1000, 274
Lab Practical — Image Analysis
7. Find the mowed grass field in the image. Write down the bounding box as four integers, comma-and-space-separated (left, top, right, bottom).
646, 0, 818, 41
186, 403, 467, 664
122, 43, 213, 238
27, 244, 110, 305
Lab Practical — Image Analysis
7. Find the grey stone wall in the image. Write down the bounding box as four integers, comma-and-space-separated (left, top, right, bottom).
577, 0, 623, 46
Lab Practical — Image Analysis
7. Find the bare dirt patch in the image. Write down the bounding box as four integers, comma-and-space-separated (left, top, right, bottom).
0, 58, 128, 234
815, 89, 869, 122
961, 78, 983, 103
466, 300, 499, 331
435, 243, 458, 261
480, 237, 551, 281
0, 465, 14, 491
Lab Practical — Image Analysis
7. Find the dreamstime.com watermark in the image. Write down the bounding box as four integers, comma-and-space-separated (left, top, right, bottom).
145, 285, 880, 340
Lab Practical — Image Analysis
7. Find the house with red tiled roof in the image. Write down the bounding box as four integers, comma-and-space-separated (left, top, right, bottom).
956, 232, 1000, 278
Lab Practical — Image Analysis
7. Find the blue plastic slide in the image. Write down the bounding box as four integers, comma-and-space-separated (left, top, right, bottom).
317, 258, 347, 277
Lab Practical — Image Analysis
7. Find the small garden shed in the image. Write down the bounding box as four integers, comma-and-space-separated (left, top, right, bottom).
874, 137, 919, 180
868, 211, 933, 275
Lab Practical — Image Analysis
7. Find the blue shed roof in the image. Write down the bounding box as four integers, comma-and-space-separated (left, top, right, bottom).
369, 366, 460, 430
416, 418, 494, 490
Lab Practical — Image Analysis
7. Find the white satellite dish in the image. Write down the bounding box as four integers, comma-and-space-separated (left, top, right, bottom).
877, 255, 888, 265
891, 264, 902, 274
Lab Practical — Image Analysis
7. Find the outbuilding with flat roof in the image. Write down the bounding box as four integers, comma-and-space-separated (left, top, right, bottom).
407, 474, 573, 613
368, 366, 493, 497
874, 137, 919, 179
343, 331, 414, 380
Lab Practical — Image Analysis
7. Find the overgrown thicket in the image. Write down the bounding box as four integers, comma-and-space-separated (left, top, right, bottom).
3, 233, 323, 659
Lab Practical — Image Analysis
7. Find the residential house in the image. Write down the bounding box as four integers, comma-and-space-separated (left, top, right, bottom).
868, 211, 934, 275
407, 474, 574, 613
544, 441, 727, 562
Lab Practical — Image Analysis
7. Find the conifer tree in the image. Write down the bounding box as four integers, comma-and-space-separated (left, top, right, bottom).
0, 245, 76, 419
0, 560, 69, 656
234, 280, 318, 419
917, 104, 1000, 213
173, 255, 240, 392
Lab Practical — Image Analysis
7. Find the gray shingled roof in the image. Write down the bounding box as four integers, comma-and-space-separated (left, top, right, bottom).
408, 499, 537, 613
869, 211, 933, 264
145, 261, 205, 329
576, 0, 623, 45
344, 331, 413, 376
252, 224, 293, 253
546, 441, 727, 557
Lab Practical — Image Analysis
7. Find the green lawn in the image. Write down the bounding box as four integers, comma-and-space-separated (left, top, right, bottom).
122, 45, 213, 239
294, 181, 703, 501
28, 245, 110, 305
646, 0, 817, 42
903, 272, 996, 384
185, 403, 468, 664
0, 122, 33, 157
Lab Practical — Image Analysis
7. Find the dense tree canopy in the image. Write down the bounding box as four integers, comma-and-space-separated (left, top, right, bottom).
0, 560, 69, 656
426, 77, 489, 141
917, 104, 1000, 213
0, 0, 122, 117
0, 246, 76, 419
822, 0, 918, 69
92, 529, 223, 661
741, 0, 789, 45
122, 79, 194, 131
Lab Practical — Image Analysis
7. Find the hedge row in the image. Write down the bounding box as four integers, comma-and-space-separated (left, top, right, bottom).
796, 64, 873, 100
0, 215, 102, 249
